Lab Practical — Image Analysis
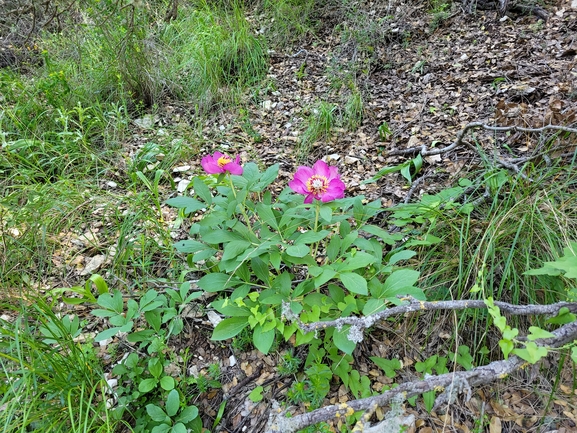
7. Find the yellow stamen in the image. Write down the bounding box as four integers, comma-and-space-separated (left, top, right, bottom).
217, 156, 232, 167
306, 174, 328, 194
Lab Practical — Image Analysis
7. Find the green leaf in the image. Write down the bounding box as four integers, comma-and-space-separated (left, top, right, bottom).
256, 203, 279, 231
335, 251, 375, 272
313, 267, 337, 288
545, 307, 576, 325
202, 230, 244, 244
502, 326, 518, 340
369, 357, 401, 378
339, 272, 368, 295
221, 240, 252, 261
377, 269, 420, 298
171, 423, 187, 433
253, 163, 279, 191
146, 404, 168, 422
253, 324, 275, 354
177, 405, 199, 423
361, 225, 400, 245
326, 236, 341, 261
513, 341, 548, 364
139, 378, 158, 393
524, 242, 577, 278
453, 345, 474, 370
149, 358, 163, 378
362, 298, 386, 316
527, 326, 555, 341
151, 425, 171, 433
294, 230, 330, 245
499, 338, 514, 360
197, 273, 241, 292
193, 177, 212, 205
251, 256, 270, 284
166, 196, 205, 215
166, 389, 180, 417
571, 347, 577, 364
97, 290, 123, 313
212, 317, 249, 340
173, 240, 207, 253
87, 273, 109, 295
333, 325, 357, 354
248, 386, 264, 402
388, 250, 417, 265
94, 326, 123, 342
160, 375, 176, 391
286, 244, 310, 258
319, 205, 332, 224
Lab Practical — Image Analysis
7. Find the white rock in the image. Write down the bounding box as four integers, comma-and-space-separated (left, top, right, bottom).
133, 114, 157, 129
229, 355, 237, 367
106, 181, 118, 188
206, 310, 223, 327
173, 165, 191, 173
177, 179, 191, 193
263, 100, 273, 110
80, 254, 106, 275
344, 156, 359, 164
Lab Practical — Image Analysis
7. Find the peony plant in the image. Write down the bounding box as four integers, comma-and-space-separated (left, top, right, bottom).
167, 154, 424, 367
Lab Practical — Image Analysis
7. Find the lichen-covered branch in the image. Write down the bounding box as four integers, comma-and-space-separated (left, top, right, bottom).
290, 298, 577, 337
387, 123, 577, 158
266, 318, 577, 433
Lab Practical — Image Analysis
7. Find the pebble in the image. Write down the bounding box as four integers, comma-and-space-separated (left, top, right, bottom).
177, 179, 191, 193
173, 165, 191, 172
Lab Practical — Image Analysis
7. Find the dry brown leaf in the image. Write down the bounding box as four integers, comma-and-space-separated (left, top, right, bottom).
489, 416, 502, 433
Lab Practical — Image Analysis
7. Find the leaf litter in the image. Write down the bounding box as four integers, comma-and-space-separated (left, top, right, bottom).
4, 1, 577, 431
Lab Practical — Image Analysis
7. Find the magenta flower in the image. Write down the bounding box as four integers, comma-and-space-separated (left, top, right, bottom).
201, 152, 243, 175
289, 160, 346, 204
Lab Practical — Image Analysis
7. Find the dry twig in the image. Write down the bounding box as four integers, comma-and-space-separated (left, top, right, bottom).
266, 299, 577, 432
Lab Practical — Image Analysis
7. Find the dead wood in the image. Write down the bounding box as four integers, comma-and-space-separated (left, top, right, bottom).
266, 299, 577, 433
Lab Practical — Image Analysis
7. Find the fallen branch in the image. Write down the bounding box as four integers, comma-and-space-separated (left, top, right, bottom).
288, 298, 577, 338
267, 301, 577, 433
387, 123, 577, 184
387, 123, 577, 158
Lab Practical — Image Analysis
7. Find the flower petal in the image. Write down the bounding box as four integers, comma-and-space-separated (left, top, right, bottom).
303, 194, 314, 204
201, 155, 223, 174
312, 160, 331, 178
224, 161, 243, 175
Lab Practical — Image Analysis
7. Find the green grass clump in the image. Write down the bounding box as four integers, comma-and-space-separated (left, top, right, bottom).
161, 1, 268, 111
0, 299, 118, 433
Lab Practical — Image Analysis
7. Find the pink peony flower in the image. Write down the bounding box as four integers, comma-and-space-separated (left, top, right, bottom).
201, 152, 243, 175
289, 160, 346, 204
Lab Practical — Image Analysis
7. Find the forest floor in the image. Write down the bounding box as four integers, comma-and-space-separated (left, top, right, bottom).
112, 3, 577, 431
4, 0, 577, 432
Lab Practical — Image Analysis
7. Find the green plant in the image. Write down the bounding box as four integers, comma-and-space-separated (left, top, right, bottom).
428, 0, 452, 31
378, 121, 392, 141
145, 389, 200, 433
297, 101, 338, 159
343, 87, 363, 131
167, 155, 431, 419
0, 299, 116, 432
278, 351, 303, 376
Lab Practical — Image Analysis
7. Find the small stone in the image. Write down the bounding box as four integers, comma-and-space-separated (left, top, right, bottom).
133, 114, 157, 129
106, 181, 118, 188
263, 100, 273, 110
177, 179, 191, 193
207, 311, 223, 327
229, 355, 237, 367
344, 156, 359, 164
80, 254, 106, 275
173, 165, 191, 173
